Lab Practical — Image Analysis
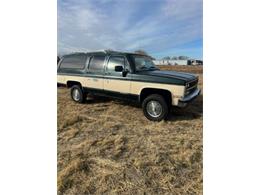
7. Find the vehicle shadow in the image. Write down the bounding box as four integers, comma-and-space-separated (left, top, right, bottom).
85, 95, 112, 104
167, 94, 203, 121
85, 94, 203, 122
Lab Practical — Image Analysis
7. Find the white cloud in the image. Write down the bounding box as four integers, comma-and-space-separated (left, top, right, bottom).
58, 0, 202, 58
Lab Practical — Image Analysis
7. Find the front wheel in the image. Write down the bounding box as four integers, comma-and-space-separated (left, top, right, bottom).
70, 85, 86, 103
142, 94, 169, 121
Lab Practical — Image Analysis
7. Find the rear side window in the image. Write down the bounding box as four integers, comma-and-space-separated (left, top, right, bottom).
88, 55, 105, 72
60, 54, 86, 69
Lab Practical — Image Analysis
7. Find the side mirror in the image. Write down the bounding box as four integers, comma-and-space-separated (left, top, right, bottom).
115, 65, 123, 72
122, 69, 129, 77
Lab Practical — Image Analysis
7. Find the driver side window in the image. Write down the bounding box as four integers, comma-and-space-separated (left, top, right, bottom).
107, 56, 125, 73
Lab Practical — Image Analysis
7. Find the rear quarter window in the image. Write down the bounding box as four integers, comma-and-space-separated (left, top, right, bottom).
60, 54, 86, 69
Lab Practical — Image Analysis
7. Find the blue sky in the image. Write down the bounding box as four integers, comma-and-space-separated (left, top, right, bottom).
58, 0, 202, 59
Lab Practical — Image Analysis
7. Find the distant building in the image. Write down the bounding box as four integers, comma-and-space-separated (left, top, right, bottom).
191, 59, 203, 65
153, 59, 203, 66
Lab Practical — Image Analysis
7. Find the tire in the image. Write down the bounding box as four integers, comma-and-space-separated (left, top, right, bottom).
70, 85, 86, 103
142, 94, 169, 121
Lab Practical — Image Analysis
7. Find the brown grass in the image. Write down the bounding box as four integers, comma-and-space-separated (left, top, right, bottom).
57, 65, 203, 194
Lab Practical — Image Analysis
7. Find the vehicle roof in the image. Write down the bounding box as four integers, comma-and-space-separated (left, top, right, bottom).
62, 50, 148, 57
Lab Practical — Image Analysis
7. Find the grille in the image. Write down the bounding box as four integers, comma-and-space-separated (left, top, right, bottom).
185, 79, 198, 95
187, 79, 198, 88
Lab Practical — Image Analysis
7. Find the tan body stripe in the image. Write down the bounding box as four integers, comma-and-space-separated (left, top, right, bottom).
57, 75, 185, 105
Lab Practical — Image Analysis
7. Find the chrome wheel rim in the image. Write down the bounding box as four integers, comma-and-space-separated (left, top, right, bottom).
72, 88, 80, 101
146, 100, 162, 118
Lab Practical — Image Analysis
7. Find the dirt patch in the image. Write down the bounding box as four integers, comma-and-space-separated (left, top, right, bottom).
58, 65, 203, 194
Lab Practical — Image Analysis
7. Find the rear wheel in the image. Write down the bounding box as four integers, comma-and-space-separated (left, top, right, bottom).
70, 85, 86, 103
142, 94, 169, 121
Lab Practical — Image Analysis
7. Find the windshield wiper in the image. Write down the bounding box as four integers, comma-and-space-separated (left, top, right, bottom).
148, 67, 158, 70
139, 66, 149, 70
137, 66, 158, 71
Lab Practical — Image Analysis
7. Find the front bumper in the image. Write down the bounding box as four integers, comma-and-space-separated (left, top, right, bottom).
177, 88, 201, 107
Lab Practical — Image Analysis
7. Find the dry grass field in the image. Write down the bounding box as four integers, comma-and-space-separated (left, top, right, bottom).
57, 65, 203, 194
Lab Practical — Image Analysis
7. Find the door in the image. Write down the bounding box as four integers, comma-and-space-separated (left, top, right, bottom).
104, 55, 131, 95
86, 55, 106, 91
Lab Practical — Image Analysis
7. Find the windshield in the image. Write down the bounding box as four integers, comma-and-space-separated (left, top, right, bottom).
131, 55, 158, 71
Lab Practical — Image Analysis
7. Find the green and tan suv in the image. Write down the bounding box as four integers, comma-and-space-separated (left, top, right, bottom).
57, 50, 200, 121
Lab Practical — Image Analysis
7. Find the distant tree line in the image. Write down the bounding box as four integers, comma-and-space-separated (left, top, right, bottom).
134, 50, 155, 60
162, 56, 190, 60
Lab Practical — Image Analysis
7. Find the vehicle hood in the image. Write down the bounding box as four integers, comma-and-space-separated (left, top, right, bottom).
139, 70, 197, 82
